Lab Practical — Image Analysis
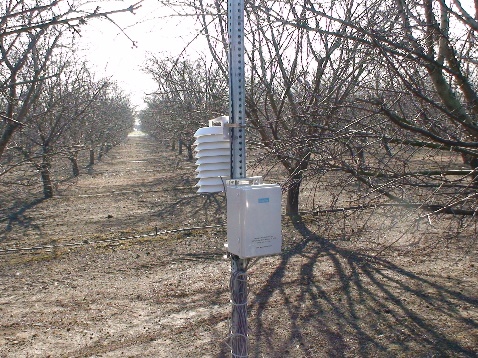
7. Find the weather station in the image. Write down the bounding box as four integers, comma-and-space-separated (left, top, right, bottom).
194, 122, 283, 358
193, 0, 282, 353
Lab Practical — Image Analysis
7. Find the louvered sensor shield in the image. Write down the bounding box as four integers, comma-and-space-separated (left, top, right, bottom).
194, 116, 231, 193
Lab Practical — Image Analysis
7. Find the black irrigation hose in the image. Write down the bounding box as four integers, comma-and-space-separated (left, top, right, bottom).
0, 224, 225, 255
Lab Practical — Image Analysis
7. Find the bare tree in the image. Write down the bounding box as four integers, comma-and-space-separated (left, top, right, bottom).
84, 81, 134, 163
158, 0, 478, 222
142, 56, 228, 160
6, 46, 134, 198
193, 0, 368, 215
280, 0, 478, 217
0, 0, 141, 160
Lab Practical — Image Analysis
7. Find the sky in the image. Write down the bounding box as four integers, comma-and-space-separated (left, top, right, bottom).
76, 0, 208, 111
75, 0, 477, 112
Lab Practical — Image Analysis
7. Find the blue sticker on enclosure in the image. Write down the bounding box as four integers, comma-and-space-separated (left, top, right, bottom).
258, 198, 269, 203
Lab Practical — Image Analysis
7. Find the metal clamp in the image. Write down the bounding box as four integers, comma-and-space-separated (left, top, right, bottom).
208, 116, 230, 140
226, 176, 263, 186
225, 123, 247, 128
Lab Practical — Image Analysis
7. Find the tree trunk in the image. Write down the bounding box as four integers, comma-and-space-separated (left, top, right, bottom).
40, 156, 53, 198
284, 153, 311, 216
178, 139, 183, 155
286, 173, 302, 216
357, 145, 365, 169
0, 122, 20, 159
462, 154, 478, 186
69, 155, 80, 177
89, 148, 95, 166
186, 143, 193, 160
98, 144, 104, 160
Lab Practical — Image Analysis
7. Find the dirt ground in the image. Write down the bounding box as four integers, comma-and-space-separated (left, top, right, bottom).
0, 132, 477, 357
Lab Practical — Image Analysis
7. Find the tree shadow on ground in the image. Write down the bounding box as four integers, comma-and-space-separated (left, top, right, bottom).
0, 197, 45, 240
152, 192, 226, 225
248, 217, 477, 357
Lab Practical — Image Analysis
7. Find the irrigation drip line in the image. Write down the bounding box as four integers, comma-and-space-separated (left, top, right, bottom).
0, 224, 225, 255
6, 201, 463, 256
0, 203, 432, 255
303, 202, 478, 216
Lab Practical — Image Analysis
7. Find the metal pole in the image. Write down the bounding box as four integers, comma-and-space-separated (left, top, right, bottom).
228, 0, 246, 178
227, 0, 248, 355
230, 254, 248, 357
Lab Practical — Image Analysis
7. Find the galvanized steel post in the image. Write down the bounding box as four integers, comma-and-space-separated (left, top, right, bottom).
228, 0, 246, 178
227, 0, 248, 355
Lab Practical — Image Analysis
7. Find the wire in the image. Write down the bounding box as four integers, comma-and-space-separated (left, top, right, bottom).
0, 224, 224, 255
221, 175, 227, 192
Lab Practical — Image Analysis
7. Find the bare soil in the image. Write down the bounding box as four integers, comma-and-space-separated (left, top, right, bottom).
0, 133, 477, 357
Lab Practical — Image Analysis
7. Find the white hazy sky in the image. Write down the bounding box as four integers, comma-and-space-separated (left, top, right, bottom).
75, 0, 477, 112
76, 0, 208, 111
